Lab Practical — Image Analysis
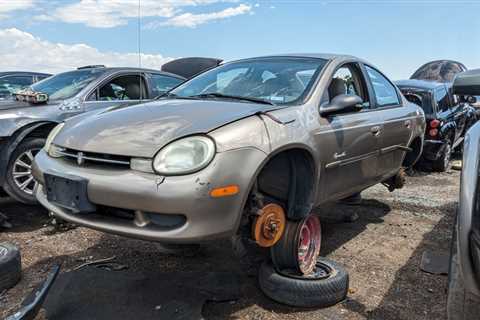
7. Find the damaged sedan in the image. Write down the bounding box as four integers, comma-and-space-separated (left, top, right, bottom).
32, 54, 425, 292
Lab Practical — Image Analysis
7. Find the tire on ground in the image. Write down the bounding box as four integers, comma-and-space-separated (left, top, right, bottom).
0, 243, 21, 291
4, 138, 45, 204
432, 141, 452, 172
258, 258, 349, 308
447, 219, 480, 319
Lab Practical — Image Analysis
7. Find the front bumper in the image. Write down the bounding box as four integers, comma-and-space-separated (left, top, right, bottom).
33, 148, 266, 243
421, 139, 445, 161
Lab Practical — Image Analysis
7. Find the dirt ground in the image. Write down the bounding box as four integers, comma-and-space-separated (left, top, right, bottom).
0, 168, 459, 320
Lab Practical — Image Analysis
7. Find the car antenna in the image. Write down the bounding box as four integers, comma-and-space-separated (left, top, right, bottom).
137, 0, 143, 101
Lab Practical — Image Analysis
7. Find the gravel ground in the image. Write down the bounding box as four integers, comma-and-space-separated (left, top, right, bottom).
0, 168, 459, 319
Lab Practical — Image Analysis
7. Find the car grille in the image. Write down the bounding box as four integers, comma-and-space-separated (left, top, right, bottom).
58, 148, 131, 168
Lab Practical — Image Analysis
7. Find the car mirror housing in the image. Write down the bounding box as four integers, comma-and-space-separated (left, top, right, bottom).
319, 94, 363, 117
467, 95, 477, 104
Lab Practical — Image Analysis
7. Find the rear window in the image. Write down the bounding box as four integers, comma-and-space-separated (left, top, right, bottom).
400, 88, 434, 115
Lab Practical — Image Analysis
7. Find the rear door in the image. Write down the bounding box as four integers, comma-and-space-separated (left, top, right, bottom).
83, 72, 149, 113
363, 65, 412, 179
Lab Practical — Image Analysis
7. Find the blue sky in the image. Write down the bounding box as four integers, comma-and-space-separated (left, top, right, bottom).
0, 0, 479, 79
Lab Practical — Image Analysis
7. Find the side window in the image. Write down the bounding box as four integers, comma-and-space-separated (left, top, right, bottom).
435, 87, 449, 112
328, 63, 370, 109
365, 66, 400, 107
0, 76, 33, 99
92, 75, 146, 101
150, 74, 183, 97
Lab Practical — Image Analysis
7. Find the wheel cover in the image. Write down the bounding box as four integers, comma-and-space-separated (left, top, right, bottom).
12, 148, 40, 195
0, 245, 7, 257
297, 215, 321, 274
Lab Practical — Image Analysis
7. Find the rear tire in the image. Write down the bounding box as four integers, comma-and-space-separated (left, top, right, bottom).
3, 138, 45, 204
258, 258, 349, 308
0, 243, 21, 291
447, 220, 480, 319
432, 141, 451, 172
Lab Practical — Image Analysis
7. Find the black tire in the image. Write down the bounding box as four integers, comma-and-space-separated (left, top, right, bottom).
0, 243, 21, 291
432, 141, 451, 172
4, 138, 45, 204
258, 258, 349, 308
447, 220, 480, 319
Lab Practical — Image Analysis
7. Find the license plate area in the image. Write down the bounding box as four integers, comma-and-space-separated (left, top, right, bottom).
44, 172, 96, 213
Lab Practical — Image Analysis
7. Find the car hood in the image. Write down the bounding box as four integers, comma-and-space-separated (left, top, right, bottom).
54, 99, 281, 158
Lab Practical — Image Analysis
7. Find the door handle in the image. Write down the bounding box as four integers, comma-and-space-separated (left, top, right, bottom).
370, 126, 381, 136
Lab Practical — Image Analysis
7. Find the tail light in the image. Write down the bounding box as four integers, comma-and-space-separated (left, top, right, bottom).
429, 119, 440, 128
429, 129, 439, 137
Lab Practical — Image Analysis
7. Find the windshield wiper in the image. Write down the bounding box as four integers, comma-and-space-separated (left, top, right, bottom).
188, 93, 274, 105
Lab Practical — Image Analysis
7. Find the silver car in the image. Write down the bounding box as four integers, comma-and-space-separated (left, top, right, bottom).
33, 54, 425, 275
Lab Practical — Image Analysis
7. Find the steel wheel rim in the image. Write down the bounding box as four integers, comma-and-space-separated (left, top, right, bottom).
278, 259, 332, 280
12, 148, 40, 195
0, 245, 7, 257
297, 215, 321, 274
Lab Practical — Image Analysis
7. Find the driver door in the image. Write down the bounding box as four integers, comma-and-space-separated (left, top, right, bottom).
316, 63, 381, 202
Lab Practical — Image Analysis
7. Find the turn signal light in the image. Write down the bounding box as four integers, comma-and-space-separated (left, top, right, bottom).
210, 185, 239, 198
430, 119, 440, 128
429, 128, 439, 137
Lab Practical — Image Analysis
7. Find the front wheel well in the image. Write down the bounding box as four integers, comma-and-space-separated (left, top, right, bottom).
255, 148, 316, 220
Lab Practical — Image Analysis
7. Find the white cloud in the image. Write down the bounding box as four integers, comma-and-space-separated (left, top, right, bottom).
39, 0, 246, 28
0, 28, 173, 73
149, 3, 251, 28
0, 0, 35, 18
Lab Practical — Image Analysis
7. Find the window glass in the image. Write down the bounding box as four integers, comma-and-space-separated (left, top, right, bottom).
171, 57, 327, 105
96, 75, 145, 101
399, 88, 434, 115
365, 66, 400, 106
328, 64, 370, 109
0, 76, 33, 99
435, 87, 449, 112
150, 74, 183, 97
31, 69, 105, 100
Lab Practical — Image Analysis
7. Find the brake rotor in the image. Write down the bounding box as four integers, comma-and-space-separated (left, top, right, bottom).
252, 203, 286, 247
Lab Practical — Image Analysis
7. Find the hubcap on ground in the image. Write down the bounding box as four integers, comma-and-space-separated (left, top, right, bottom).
12, 148, 40, 195
271, 215, 322, 275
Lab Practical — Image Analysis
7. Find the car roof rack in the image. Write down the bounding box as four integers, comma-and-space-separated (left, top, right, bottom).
77, 65, 106, 70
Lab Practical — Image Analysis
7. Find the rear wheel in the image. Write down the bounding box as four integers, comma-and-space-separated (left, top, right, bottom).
432, 141, 451, 172
4, 138, 44, 204
271, 215, 321, 275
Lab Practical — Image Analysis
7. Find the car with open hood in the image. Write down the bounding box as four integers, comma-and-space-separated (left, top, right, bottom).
33, 54, 425, 277
0, 58, 221, 204
396, 79, 477, 171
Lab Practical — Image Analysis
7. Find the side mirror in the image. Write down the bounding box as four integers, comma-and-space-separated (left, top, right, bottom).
467, 96, 477, 104
320, 94, 363, 117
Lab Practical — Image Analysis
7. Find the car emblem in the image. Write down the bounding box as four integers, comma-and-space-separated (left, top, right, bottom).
77, 152, 85, 166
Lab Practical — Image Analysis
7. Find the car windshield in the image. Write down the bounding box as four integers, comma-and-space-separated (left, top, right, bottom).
30, 69, 106, 101
400, 88, 434, 115
169, 57, 328, 105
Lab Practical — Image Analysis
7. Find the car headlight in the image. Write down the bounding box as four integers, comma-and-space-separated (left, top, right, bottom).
153, 136, 215, 175
44, 123, 64, 156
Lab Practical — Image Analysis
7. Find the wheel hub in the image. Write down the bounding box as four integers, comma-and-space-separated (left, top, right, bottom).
252, 203, 286, 247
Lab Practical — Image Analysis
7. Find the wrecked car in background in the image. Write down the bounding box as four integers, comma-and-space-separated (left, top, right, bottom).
448, 68, 480, 320
0, 71, 50, 101
33, 54, 425, 305
396, 80, 477, 171
0, 58, 221, 204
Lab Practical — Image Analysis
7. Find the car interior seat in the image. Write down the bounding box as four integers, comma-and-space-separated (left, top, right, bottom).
125, 82, 141, 100
328, 78, 347, 100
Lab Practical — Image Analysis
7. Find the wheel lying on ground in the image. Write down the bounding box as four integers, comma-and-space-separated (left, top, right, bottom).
258, 257, 349, 308
4, 138, 45, 204
432, 141, 451, 172
0, 243, 22, 291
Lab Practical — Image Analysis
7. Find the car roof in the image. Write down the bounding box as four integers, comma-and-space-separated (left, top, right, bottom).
92, 67, 186, 79
395, 79, 447, 91
242, 53, 357, 61
0, 71, 51, 77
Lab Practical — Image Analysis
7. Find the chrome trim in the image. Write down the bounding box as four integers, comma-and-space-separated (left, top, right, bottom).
57, 149, 130, 166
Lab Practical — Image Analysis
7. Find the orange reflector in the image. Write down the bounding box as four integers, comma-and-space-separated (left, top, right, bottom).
210, 185, 239, 198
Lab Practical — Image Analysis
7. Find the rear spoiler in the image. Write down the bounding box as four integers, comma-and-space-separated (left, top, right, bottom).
453, 69, 480, 96
162, 57, 222, 79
